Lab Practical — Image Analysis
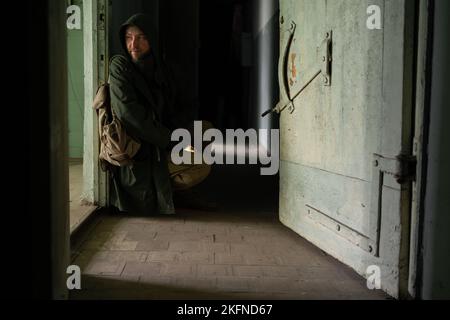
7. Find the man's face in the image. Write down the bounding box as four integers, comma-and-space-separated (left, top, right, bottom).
125, 25, 150, 62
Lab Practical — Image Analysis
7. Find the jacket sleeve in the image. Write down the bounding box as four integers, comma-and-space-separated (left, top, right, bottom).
109, 56, 171, 148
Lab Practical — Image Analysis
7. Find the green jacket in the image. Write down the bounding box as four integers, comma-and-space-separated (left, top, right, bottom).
108, 14, 175, 215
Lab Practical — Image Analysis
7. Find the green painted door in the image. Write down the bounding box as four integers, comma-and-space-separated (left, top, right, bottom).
278, 0, 414, 298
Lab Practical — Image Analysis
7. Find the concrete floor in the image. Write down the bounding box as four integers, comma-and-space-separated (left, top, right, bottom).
69, 158, 97, 234
70, 165, 390, 300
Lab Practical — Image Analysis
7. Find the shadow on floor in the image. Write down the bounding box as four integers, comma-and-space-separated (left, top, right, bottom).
70, 275, 267, 300
69, 165, 390, 300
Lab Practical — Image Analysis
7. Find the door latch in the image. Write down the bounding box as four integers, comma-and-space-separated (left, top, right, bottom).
262, 25, 333, 117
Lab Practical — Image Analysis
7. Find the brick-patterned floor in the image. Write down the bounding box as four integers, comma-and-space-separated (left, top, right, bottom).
69, 165, 389, 300
70, 209, 389, 300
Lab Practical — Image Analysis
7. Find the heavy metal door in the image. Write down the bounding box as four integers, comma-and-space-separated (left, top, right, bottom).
276, 0, 415, 298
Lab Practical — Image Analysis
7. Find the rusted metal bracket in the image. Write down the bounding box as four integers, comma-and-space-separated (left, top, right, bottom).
319, 31, 332, 87
262, 27, 333, 117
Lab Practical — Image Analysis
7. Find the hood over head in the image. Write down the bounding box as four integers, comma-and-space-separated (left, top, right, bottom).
119, 13, 160, 63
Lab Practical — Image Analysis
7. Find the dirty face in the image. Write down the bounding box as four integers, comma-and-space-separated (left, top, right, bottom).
125, 25, 150, 62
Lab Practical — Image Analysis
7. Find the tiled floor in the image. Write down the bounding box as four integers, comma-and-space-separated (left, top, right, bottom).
70, 210, 389, 300
69, 165, 389, 300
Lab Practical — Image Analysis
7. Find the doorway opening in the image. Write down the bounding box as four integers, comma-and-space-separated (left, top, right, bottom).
156, 0, 280, 211
67, 0, 97, 234
68, 0, 390, 300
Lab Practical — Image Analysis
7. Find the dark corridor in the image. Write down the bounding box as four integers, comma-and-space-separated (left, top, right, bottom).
199, 0, 254, 131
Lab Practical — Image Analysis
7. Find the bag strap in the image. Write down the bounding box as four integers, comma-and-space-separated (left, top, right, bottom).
105, 54, 122, 84
106, 54, 159, 124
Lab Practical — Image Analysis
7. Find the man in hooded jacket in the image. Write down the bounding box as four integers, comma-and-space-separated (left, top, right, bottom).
108, 13, 211, 215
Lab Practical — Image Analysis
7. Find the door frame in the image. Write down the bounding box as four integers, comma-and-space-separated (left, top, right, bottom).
408, 0, 434, 299
411, 0, 450, 299
82, 0, 109, 208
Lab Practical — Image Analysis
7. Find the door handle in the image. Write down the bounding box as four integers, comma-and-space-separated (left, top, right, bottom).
262, 25, 333, 117
262, 21, 296, 117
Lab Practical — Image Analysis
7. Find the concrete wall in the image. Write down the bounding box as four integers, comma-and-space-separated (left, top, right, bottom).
31, 0, 70, 299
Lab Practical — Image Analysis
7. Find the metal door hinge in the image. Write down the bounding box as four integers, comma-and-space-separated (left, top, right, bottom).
373, 154, 417, 184
394, 154, 417, 184
367, 153, 417, 257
